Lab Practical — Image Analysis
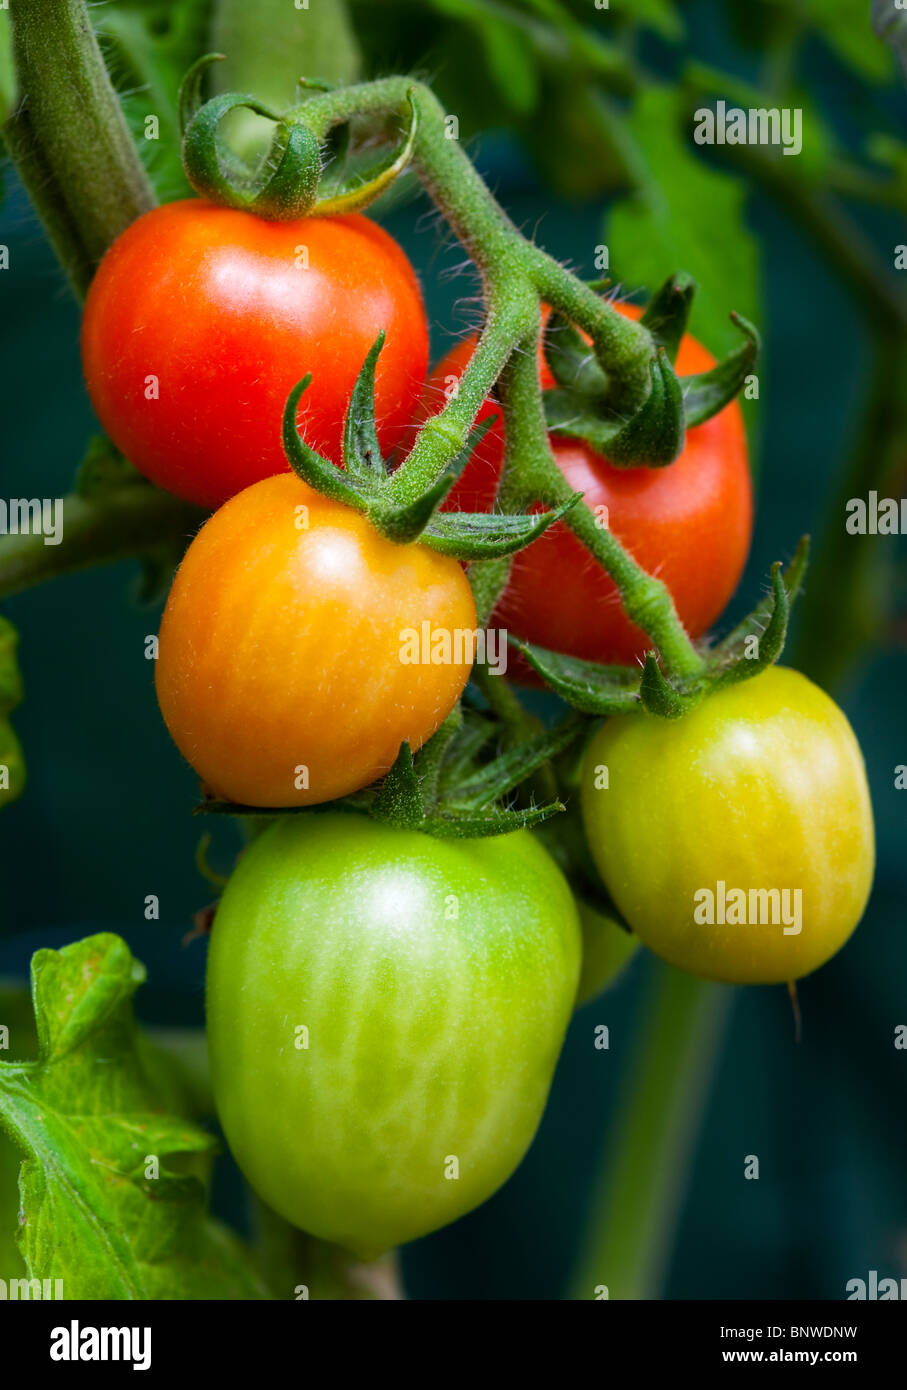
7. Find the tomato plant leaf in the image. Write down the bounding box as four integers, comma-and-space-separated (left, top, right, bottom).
608, 84, 761, 362
0, 933, 269, 1299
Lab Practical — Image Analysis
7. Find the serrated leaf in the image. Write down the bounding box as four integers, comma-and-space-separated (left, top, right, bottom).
0, 934, 268, 1300
513, 640, 642, 714
609, 84, 761, 361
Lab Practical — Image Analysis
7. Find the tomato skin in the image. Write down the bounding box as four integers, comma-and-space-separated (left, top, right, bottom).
154, 474, 476, 807
81, 200, 429, 509
580, 667, 875, 985
423, 305, 752, 666
576, 902, 641, 1005
206, 812, 582, 1256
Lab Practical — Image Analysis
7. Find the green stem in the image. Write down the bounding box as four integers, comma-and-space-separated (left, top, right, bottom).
295, 77, 654, 490
500, 336, 705, 680
570, 967, 731, 1300
0, 488, 205, 601
792, 329, 907, 686
5, 0, 156, 297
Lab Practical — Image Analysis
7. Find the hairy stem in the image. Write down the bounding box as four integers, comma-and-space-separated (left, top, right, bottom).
5, 0, 156, 297
0, 488, 205, 601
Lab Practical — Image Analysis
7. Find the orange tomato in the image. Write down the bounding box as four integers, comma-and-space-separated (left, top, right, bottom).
155, 474, 476, 807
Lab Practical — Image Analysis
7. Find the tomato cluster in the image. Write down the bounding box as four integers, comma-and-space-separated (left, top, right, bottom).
81, 200, 875, 1257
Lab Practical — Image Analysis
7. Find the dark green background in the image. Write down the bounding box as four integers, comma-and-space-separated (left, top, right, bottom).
1, 10, 905, 1300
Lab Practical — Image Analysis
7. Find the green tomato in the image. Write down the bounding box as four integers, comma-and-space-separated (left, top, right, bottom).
580, 666, 874, 985
576, 901, 641, 1006
206, 812, 581, 1257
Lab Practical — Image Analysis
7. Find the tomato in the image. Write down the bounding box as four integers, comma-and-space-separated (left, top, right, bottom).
576, 902, 641, 1005
154, 474, 475, 807
580, 666, 875, 984
81, 200, 429, 509
422, 304, 752, 666
206, 811, 582, 1255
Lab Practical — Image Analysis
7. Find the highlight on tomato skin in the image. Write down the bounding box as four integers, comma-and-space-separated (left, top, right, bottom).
80, 199, 430, 510
580, 666, 876, 986
153, 473, 477, 808
420, 302, 753, 669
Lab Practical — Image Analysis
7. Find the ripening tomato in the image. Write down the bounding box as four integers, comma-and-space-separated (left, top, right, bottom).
206, 812, 582, 1256
421, 303, 752, 666
154, 474, 476, 807
580, 666, 875, 984
81, 200, 429, 508
575, 901, 641, 1005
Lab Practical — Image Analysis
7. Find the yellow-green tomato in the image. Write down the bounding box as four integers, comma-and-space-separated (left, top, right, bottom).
576, 900, 641, 1006
206, 812, 581, 1257
580, 666, 874, 985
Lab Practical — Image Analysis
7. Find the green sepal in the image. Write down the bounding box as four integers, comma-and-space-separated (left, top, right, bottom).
709, 537, 809, 688
313, 90, 418, 216
342, 332, 387, 483
420, 493, 581, 559
512, 640, 642, 715
638, 652, 702, 717
542, 311, 608, 396
445, 714, 583, 810
283, 344, 557, 556
368, 742, 425, 827
544, 348, 684, 467
282, 376, 365, 507
640, 272, 696, 364
681, 313, 760, 427
604, 348, 685, 465
179, 55, 322, 219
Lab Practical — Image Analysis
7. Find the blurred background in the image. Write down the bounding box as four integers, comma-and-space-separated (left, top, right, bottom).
0, 0, 905, 1298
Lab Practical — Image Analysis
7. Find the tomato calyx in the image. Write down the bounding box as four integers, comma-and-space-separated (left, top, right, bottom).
517, 536, 810, 717
178, 55, 419, 221
195, 705, 584, 839
541, 275, 760, 466
282, 334, 581, 558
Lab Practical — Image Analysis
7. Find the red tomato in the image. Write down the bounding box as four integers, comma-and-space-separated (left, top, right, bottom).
421, 304, 752, 667
82, 200, 429, 509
